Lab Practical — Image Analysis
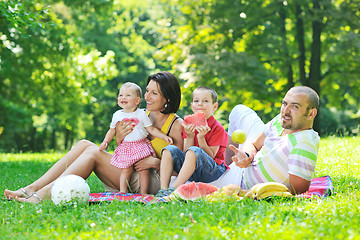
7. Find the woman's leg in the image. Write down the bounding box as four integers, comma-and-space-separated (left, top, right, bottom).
16, 145, 125, 203
4, 140, 96, 199
119, 167, 133, 193
139, 169, 149, 195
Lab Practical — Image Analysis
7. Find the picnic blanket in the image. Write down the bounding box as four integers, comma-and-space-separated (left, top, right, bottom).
89, 192, 167, 204
89, 175, 334, 203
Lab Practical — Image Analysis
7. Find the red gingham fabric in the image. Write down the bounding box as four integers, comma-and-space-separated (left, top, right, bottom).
110, 138, 156, 168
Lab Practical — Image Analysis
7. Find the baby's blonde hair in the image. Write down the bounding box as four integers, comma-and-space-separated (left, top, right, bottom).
121, 82, 142, 98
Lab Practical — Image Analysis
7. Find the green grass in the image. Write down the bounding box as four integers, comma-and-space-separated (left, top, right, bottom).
1, 136, 359, 240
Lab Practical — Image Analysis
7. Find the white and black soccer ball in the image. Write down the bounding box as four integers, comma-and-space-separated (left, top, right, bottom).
51, 174, 90, 205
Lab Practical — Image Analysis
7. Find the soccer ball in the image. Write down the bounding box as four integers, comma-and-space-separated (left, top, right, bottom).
51, 174, 90, 205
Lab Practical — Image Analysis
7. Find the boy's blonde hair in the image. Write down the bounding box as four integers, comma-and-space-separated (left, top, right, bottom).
121, 82, 142, 98
192, 86, 218, 103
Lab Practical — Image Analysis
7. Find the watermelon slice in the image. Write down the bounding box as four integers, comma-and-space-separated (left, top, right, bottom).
183, 112, 208, 127
171, 181, 219, 201
198, 182, 219, 196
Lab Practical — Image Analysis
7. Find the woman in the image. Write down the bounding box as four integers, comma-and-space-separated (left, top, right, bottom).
4, 71, 183, 203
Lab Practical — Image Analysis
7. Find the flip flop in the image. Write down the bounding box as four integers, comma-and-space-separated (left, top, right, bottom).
20, 188, 30, 198
32, 193, 43, 202
26, 192, 43, 202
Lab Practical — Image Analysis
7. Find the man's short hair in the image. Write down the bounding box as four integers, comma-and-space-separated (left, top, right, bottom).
290, 86, 319, 110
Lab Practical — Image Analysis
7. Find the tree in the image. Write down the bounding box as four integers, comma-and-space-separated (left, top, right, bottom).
0, 0, 118, 151
158, 0, 360, 134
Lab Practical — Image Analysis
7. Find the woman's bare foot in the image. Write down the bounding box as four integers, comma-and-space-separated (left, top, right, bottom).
15, 192, 43, 204
4, 188, 34, 200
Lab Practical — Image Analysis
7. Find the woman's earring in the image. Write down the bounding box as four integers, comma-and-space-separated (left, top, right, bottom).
164, 103, 168, 108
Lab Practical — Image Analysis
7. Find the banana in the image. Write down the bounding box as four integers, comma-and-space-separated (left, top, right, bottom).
255, 182, 289, 197
257, 190, 293, 200
245, 183, 265, 199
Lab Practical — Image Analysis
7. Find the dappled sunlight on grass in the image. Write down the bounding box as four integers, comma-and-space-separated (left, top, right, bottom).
0, 153, 64, 162
316, 136, 360, 194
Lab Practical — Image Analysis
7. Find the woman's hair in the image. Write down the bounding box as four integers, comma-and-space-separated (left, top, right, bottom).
147, 71, 181, 114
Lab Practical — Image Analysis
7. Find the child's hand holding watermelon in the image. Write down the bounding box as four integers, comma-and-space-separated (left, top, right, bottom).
194, 125, 211, 138
183, 112, 208, 127
183, 124, 196, 138
183, 112, 210, 137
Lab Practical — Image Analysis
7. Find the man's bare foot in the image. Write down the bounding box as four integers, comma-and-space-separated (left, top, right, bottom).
15, 192, 43, 204
4, 188, 33, 200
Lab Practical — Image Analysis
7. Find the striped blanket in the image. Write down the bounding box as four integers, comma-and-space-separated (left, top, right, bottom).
295, 175, 334, 198
89, 192, 166, 204
89, 175, 334, 204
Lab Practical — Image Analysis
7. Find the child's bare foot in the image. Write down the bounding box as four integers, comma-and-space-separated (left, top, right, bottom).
15, 192, 43, 204
4, 188, 33, 200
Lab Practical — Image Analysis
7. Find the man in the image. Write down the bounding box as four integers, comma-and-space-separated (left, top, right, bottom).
212, 86, 320, 194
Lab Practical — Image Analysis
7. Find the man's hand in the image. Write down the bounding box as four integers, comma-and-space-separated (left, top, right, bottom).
229, 144, 254, 168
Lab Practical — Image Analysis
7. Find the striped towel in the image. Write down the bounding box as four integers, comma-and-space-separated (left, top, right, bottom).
295, 175, 334, 198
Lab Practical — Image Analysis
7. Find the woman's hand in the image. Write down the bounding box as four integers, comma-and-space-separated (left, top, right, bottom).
115, 121, 135, 146
134, 156, 161, 172
229, 144, 254, 168
165, 136, 173, 145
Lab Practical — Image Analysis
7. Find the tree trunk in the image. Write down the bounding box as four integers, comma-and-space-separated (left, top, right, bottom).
51, 128, 56, 151
309, 0, 322, 132
64, 128, 70, 150
279, 1, 294, 90
295, 3, 306, 84
30, 126, 36, 152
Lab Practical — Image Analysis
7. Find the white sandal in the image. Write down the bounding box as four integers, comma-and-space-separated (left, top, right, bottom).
26, 192, 43, 202
20, 188, 30, 198
32, 193, 43, 202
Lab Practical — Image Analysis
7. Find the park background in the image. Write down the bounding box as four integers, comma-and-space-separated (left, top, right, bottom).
1, 0, 359, 152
